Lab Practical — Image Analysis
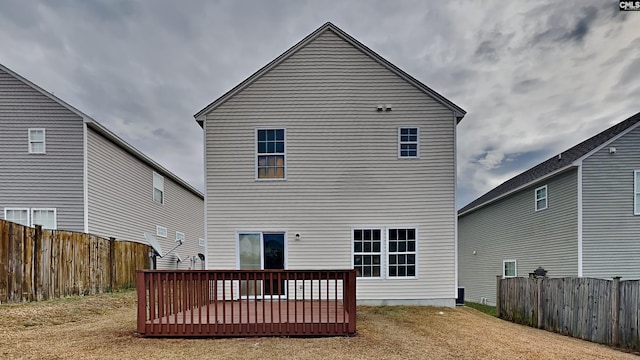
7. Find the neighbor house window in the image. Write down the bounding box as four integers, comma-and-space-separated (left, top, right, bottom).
176, 231, 185, 243
398, 127, 418, 158
535, 185, 547, 211
387, 228, 417, 277
4, 208, 29, 226
199, 238, 205, 247
353, 229, 382, 278
31, 208, 56, 229
256, 129, 285, 179
503, 260, 517, 278
153, 172, 164, 204
635, 170, 640, 215
156, 226, 167, 238
28, 128, 46, 154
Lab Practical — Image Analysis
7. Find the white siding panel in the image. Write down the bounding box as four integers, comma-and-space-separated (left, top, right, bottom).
87, 128, 204, 270
582, 126, 640, 279
458, 169, 578, 305
0, 69, 84, 231
205, 30, 456, 303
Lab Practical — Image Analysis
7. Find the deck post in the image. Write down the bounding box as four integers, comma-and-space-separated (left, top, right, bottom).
136, 270, 146, 334
347, 269, 357, 334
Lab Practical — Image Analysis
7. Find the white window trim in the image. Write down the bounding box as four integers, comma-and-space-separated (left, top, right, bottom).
351, 227, 384, 280
156, 226, 168, 238
199, 238, 205, 247
535, 185, 548, 211
386, 226, 418, 279
31, 208, 57, 229
634, 170, 640, 215
175, 231, 185, 243
255, 127, 287, 181
28, 128, 46, 154
4, 207, 30, 226
503, 259, 517, 278
397, 126, 419, 159
153, 171, 164, 204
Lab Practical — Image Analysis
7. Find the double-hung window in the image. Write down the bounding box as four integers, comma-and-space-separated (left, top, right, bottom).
4, 208, 56, 229
503, 260, 517, 278
256, 129, 285, 179
4, 208, 30, 226
388, 228, 417, 277
353, 229, 382, 278
535, 185, 547, 211
634, 170, 640, 215
353, 227, 418, 279
28, 128, 46, 154
398, 127, 418, 158
153, 172, 164, 204
31, 209, 56, 229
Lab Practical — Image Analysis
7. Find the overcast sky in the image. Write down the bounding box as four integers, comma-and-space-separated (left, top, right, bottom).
1, 0, 638, 208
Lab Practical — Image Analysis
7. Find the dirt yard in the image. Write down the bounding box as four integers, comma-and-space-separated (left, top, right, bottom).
0, 291, 636, 360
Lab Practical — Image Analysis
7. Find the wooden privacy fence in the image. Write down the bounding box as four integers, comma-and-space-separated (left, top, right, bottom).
497, 276, 640, 351
137, 269, 357, 337
0, 219, 151, 303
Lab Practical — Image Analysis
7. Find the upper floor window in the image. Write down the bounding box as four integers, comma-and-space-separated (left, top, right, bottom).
4, 208, 30, 226
535, 185, 547, 211
256, 129, 286, 180
153, 172, 164, 204
635, 171, 640, 215
503, 260, 517, 278
28, 128, 46, 154
398, 127, 418, 158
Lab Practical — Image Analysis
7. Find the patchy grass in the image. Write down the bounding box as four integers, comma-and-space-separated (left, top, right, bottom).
0, 291, 635, 360
465, 301, 497, 317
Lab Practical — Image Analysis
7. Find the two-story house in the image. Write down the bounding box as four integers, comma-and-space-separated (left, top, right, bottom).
195, 22, 466, 305
459, 112, 640, 305
0, 63, 205, 270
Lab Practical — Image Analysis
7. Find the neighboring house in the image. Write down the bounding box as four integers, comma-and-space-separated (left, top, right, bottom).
194, 22, 466, 305
0, 63, 204, 270
458, 112, 640, 305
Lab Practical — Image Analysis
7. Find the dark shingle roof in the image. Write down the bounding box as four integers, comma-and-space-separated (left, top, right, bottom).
459, 111, 640, 215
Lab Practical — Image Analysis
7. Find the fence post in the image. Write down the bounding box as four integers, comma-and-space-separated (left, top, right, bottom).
33, 225, 42, 301
611, 276, 621, 346
537, 277, 543, 329
496, 275, 502, 318
109, 237, 116, 292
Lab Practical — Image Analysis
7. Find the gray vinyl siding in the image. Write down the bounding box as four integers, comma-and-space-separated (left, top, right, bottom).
0, 68, 84, 231
205, 29, 456, 303
458, 169, 578, 305
87, 128, 204, 270
582, 125, 640, 279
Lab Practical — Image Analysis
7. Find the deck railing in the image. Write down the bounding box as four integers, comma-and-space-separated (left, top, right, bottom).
136, 269, 357, 337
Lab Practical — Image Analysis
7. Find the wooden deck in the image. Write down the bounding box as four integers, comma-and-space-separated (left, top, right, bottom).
137, 270, 357, 337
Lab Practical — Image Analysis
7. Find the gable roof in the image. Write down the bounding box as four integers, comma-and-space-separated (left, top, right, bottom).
194, 22, 466, 125
459, 111, 640, 216
0, 63, 203, 199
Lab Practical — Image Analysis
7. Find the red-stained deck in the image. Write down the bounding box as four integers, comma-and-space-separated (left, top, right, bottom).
136, 270, 356, 337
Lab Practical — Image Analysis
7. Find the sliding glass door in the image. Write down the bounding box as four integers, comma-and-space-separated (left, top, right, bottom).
238, 232, 286, 298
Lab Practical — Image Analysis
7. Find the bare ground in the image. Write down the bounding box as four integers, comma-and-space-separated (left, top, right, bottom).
0, 291, 636, 360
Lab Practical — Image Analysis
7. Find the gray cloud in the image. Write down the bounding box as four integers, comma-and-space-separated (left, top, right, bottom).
0, 0, 637, 208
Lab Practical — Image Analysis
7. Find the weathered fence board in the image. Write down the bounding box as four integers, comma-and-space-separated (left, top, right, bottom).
0, 219, 150, 303
497, 276, 638, 352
